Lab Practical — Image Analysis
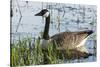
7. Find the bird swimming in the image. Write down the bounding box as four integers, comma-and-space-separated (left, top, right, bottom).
35, 9, 93, 59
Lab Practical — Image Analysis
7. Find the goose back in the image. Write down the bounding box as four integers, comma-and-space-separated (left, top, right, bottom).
50, 31, 89, 50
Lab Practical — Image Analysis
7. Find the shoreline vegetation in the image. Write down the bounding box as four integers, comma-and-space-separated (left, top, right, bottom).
10, 1, 97, 66
10, 36, 96, 66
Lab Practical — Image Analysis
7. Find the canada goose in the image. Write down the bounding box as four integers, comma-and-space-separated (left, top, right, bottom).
35, 9, 93, 58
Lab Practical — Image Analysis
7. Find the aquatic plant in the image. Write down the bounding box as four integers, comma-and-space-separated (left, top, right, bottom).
11, 37, 66, 66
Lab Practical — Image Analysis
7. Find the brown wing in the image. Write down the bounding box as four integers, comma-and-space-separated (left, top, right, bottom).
50, 31, 88, 49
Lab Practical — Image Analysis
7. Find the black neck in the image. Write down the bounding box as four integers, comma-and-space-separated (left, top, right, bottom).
43, 15, 50, 40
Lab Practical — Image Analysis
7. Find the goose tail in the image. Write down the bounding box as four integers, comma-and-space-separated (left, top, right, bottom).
86, 30, 93, 36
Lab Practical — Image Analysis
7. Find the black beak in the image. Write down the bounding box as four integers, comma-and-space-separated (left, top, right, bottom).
35, 12, 42, 16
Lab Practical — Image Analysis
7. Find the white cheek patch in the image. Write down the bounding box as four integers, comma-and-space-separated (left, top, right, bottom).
43, 12, 49, 17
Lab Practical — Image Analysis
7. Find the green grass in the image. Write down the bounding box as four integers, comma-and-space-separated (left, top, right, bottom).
11, 35, 96, 66
11, 37, 71, 67
11, 36, 96, 66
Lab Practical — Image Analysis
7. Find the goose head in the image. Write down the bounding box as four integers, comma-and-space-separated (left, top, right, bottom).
35, 9, 50, 17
